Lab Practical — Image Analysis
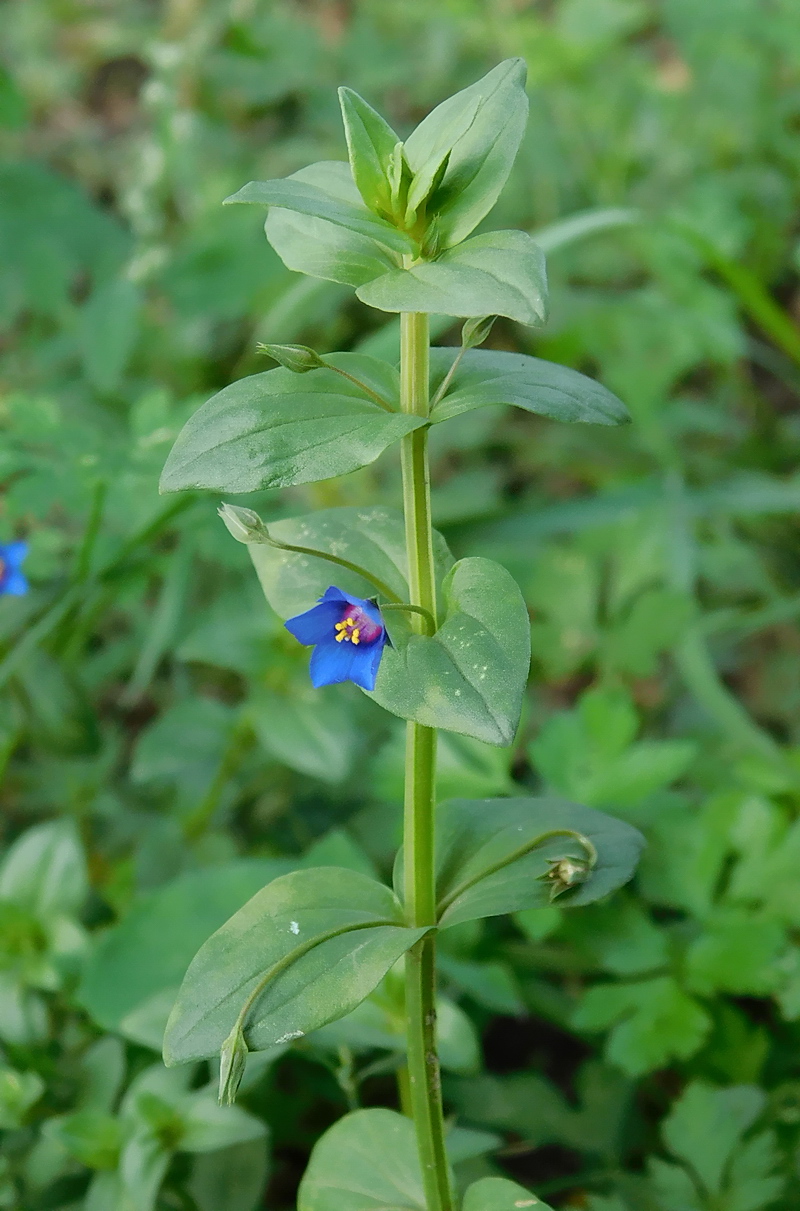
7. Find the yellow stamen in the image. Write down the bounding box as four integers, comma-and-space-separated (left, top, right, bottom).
351, 629, 360, 645
336, 631, 345, 642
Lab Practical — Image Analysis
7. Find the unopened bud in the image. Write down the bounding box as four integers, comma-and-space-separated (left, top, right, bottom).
257, 343, 326, 373
461, 315, 496, 350
219, 1022, 248, 1106
542, 855, 592, 902
218, 503, 269, 545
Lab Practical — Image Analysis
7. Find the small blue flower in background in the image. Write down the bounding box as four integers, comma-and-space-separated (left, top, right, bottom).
285, 586, 388, 691
0, 542, 28, 597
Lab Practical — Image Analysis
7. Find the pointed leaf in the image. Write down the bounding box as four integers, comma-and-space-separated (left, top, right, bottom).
357, 230, 547, 325
338, 87, 400, 214
164, 868, 426, 1064
431, 796, 645, 927
430, 349, 630, 426
463, 1176, 555, 1211
0, 820, 88, 917
404, 59, 529, 247
225, 175, 413, 254
369, 557, 530, 746
159, 357, 419, 494
265, 162, 400, 287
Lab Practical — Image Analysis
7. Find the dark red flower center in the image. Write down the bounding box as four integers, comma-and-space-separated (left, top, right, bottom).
334, 604, 383, 646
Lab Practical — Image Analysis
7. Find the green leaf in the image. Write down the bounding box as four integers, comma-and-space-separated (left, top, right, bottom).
264, 163, 400, 287
463, 1176, 554, 1211
313, 990, 479, 1074
648, 1158, 704, 1211
727, 1131, 786, 1211
661, 1081, 764, 1197
358, 231, 547, 326
403, 96, 480, 221
79, 859, 291, 1031
163, 868, 426, 1064
188, 1140, 269, 1211
563, 896, 668, 976
79, 277, 141, 394
42, 1109, 121, 1168
297, 1107, 427, 1211
0, 820, 88, 918
247, 505, 454, 619
371, 557, 530, 746
225, 174, 413, 254
404, 59, 529, 247
248, 687, 358, 783
429, 349, 630, 426
180, 1089, 267, 1152
573, 976, 711, 1076
159, 357, 419, 494
684, 909, 785, 996
338, 88, 401, 215
0, 1064, 45, 1129
429, 796, 644, 927
438, 955, 525, 1014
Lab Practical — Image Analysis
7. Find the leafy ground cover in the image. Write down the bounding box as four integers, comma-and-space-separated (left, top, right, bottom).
1, 0, 800, 1208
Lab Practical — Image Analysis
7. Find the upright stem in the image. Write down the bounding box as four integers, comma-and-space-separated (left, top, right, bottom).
399, 312, 453, 1211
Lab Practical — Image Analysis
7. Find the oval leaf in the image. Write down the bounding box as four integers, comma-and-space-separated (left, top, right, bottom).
160, 359, 420, 494
163, 868, 426, 1065
338, 88, 400, 214
247, 505, 454, 619
225, 173, 413, 254
298, 1108, 426, 1211
404, 59, 529, 248
357, 231, 547, 326
432, 796, 645, 927
265, 162, 401, 287
0, 820, 88, 917
370, 557, 531, 746
79, 859, 291, 1032
430, 348, 630, 426
463, 1176, 554, 1211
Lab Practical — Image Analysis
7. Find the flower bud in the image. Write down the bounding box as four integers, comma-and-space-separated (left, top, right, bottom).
218, 503, 269, 545
542, 855, 592, 902
218, 1022, 248, 1106
257, 343, 327, 373
461, 315, 496, 350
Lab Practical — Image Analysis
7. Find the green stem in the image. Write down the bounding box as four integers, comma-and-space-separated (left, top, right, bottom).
399, 311, 452, 1211
430, 345, 466, 410
325, 363, 396, 412
260, 531, 403, 604
233, 919, 397, 1040
380, 602, 437, 634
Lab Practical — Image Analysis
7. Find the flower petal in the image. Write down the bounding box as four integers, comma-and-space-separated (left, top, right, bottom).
349, 638, 386, 691
309, 638, 359, 687
1, 569, 28, 596
285, 601, 341, 645
1, 541, 28, 569
318, 586, 349, 604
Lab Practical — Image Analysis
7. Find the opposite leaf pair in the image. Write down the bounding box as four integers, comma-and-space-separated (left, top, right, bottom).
225, 60, 548, 326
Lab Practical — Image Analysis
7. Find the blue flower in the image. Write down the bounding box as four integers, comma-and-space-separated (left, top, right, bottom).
0, 542, 28, 597
285, 586, 388, 691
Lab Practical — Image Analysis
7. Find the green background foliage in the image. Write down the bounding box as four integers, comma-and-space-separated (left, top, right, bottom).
1, 0, 800, 1207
